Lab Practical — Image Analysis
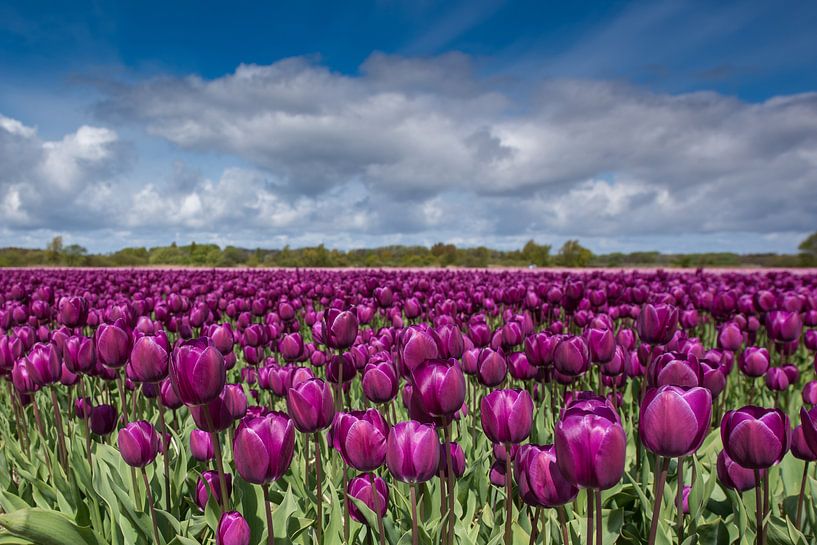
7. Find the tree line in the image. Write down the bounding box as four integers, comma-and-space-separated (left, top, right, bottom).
0, 235, 813, 268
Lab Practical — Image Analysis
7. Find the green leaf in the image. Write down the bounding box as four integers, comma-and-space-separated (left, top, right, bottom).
0, 508, 107, 545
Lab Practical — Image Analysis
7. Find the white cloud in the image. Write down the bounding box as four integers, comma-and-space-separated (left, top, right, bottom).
2, 52, 817, 253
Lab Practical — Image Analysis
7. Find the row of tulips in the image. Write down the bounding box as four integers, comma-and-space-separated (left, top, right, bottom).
0, 268, 815, 545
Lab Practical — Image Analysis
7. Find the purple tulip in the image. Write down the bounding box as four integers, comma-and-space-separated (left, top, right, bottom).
401, 327, 442, 372
286, 378, 335, 433
190, 429, 215, 461
476, 348, 508, 387
233, 411, 296, 484
586, 327, 615, 363
739, 347, 770, 377
57, 296, 88, 328
25, 342, 61, 386
90, 404, 117, 435
160, 378, 183, 409
330, 409, 389, 471
801, 406, 817, 453
196, 470, 232, 510
279, 333, 305, 362
639, 386, 711, 457
170, 337, 226, 406
96, 321, 132, 368
347, 473, 389, 523
766, 311, 802, 343
721, 406, 790, 469
717, 323, 743, 351
130, 333, 170, 383
647, 352, 702, 388
515, 444, 578, 507
362, 361, 399, 403
117, 420, 160, 468
553, 336, 590, 376
481, 389, 534, 445
803, 381, 817, 405
63, 335, 96, 374
716, 450, 764, 492
386, 420, 440, 483
74, 397, 92, 419
324, 309, 359, 349
637, 304, 678, 345
209, 323, 235, 356
190, 388, 235, 432
438, 441, 466, 479
792, 425, 817, 461
555, 402, 626, 489
217, 511, 251, 545
411, 359, 466, 418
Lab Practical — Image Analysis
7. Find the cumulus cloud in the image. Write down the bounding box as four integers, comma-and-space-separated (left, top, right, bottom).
2, 52, 817, 252
0, 114, 126, 230
93, 54, 817, 242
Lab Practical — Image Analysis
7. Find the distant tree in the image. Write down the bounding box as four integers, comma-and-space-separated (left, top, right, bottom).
45, 236, 64, 264
63, 244, 88, 266
521, 239, 551, 267
557, 240, 593, 267
799, 231, 817, 265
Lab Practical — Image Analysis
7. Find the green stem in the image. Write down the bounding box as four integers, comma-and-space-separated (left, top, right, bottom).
141, 468, 162, 545
648, 457, 671, 545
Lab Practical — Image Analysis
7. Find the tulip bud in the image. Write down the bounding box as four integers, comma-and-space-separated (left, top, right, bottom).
25, 342, 61, 386
481, 389, 534, 445
57, 296, 89, 328
716, 450, 764, 492
96, 321, 132, 368
438, 441, 466, 479
792, 425, 817, 461
286, 378, 335, 433
803, 381, 817, 405
279, 333, 306, 362
130, 333, 170, 383
330, 409, 389, 471
90, 404, 118, 435
555, 402, 626, 490
639, 386, 711, 457
717, 322, 743, 351
196, 470, 232, 510
216, 511, 251, 545
347, 473, 389, 523
63, 335, 96, 374
362, 361, 399, 404
170, 337, 226, 406
765, 311, 802, 343
324, 309, 359, 349
647, 352, 702, 388
636, 304, 678, 345
411, 359, 466, 419
401, 327, 442, 372
190, 429, 215, 461
233, 411, 295, 484
553, 336, 589, 376
476, 348, 508, 387
515, 444, 578, 507
585, 327, 615, 363
739, 347, 770, 377
801, 406, 817, 454
721, 406, 790, 469
190, 388, 235, 432
117, 420, 160, 467
386, 420, 440, 483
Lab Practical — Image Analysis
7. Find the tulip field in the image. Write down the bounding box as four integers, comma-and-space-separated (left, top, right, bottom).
1, 268, 817, 545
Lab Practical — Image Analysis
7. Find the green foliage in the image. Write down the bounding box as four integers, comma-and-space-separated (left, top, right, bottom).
0, 235, 809, 268
556, 239, 593, 267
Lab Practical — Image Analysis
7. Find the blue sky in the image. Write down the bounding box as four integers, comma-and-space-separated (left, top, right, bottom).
1, 0, 816, 253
